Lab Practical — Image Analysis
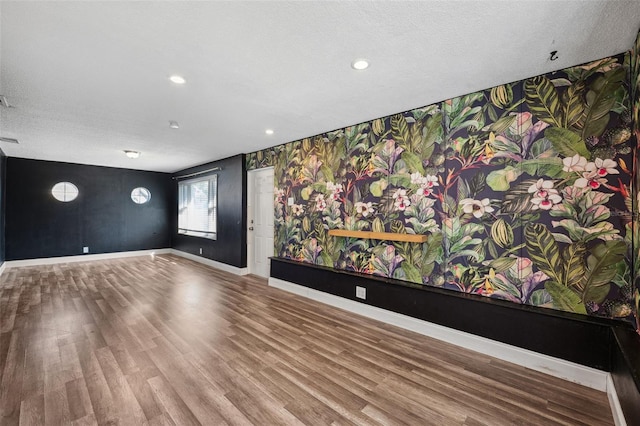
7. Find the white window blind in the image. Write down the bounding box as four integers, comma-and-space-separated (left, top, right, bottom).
178, 174, 217, 239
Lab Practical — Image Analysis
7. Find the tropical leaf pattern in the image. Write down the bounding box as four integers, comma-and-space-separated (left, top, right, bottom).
246, 35, 640, 329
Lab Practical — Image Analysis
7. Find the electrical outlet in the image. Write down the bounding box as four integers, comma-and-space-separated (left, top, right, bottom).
199, 247, 203, 255
83, 246, 89, 254
356, 286, 366, 300
288, 197, 295, 206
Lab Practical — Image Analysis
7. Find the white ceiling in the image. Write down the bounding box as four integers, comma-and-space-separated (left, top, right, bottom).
1, 1, 639, 173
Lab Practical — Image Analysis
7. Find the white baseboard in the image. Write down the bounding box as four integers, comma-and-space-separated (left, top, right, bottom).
170, 249, 248, 276
268, 277, 610, 392
607, 374, 627, 426
5, 248, 172, 268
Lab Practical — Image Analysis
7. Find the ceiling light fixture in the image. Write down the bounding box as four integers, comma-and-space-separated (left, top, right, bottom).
169, 121, 180, 129
351, 59, 369, 70
265, 129, 274, 135
124, 150, 140, 159
169, 75, 186, 84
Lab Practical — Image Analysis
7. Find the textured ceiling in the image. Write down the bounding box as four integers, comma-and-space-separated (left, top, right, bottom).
1, 1, 639, 173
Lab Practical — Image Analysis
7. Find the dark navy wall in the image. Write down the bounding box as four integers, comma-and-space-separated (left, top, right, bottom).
6, 158, 172, 260
172, 154, 247, 268
0, 150, 6, 265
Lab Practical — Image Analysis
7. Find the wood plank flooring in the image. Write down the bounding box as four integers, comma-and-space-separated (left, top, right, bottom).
0, 254, 614, 425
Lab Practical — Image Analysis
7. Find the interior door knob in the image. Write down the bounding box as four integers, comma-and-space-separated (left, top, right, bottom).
249, 227, 254, 230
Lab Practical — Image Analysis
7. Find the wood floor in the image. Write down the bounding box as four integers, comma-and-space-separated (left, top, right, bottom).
0, 254, 614, 425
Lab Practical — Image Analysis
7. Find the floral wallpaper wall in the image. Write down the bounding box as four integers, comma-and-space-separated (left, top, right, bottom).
248, 37, 640, 330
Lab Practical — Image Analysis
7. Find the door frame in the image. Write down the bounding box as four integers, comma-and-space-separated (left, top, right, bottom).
247, 166, 274, 276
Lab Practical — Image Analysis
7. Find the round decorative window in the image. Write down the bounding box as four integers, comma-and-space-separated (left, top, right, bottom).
131, 187, 151, 204
51, 182, 79, 202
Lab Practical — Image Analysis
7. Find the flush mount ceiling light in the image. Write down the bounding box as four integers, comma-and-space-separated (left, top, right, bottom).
265, 129, 274, 135
169, 75, 186, 84
351, 59, 369, 70
169, 121, 180, 129
124, 150, 140, 159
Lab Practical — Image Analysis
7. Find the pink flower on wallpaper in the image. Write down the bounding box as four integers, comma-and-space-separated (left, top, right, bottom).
326, 182, 344, 201
314, 194, 326, 211
392, 189, 410, 211
528, 179, 562, 210
410, 172, 438, 196
587, 158, 619, 177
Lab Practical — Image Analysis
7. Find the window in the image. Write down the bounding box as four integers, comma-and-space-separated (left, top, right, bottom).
178, 174, 217, 239
51, 182, 79, 202
131, 187, 151, 204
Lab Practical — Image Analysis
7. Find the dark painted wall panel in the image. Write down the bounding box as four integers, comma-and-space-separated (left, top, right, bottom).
271, 257, 618, 370
612, 327, 640, 425
172, 154, 247, 268
6, 158, 172, 260
0, 150, 6, 264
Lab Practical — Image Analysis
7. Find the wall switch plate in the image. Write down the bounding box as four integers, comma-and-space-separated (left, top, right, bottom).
288, 197, 295, 206
356, 286, 366, 300
199, 247, 203, 255
83, 246, 89, 253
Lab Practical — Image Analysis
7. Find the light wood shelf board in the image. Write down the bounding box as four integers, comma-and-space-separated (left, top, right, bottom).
328, 229, 428, 243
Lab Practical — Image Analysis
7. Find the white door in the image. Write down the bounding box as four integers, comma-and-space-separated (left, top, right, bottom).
247, 167, 274, 277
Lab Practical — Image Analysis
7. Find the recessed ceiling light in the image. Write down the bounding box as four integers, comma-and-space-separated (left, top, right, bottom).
351, 59, 369, 70
169, 121, 180, 129
124, 150, 140, 159
265, 129, 274, 135
169, 75, 186, 84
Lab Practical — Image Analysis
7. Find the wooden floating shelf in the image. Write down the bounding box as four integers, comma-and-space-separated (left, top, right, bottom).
328, 229, 428, 243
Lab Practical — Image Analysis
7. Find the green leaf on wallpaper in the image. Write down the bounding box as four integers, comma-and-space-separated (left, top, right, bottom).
486, 104, 498, 122
530, 138, 554, 158
320, 165, 335, 183
544, 127, 590, 158
545, 281, 586, 314
390, 220, 406, 234
401, 151, 424, 175
370, 179, 388, 197
577, 67, 625, 139
320, 252, 333, 268
488, 257, 518, 273
550, 78, 572, 87
562, 243, 586, 288
519, 158, 565, 178
468, 172, 486, 197
484, 114, 517, 134
529, 289, 553, 307
372, 217, 385, 234
391, 114, 411, 147
584, 285, 611, 306
524, 223, 564, 285
524, 76, 563, 127
564, 81, 585, 127
422, 233, 443, 264
401, 262, 422, 284
486, 166, 522, 191
388, 174, 411, 188
301, 186, 313, 201
583, 240, 626, 304
422, 113, 443, 147
457, 178, 470, 201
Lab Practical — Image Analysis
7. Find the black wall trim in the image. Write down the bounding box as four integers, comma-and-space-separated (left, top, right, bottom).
270, 257, 640, 420
611, 327, 640, 424
172, 154, 247, 268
